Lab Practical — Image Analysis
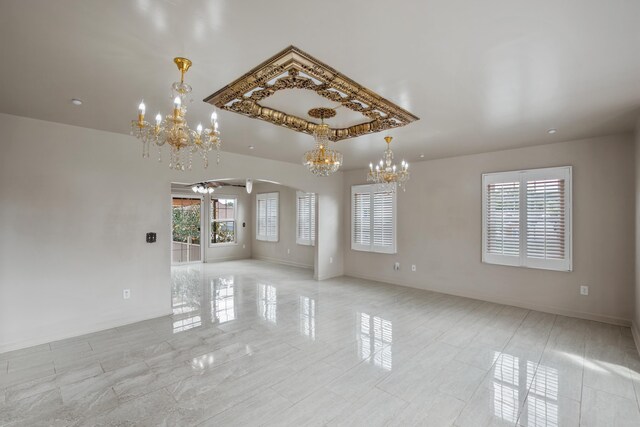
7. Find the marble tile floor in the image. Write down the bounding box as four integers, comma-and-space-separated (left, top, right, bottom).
1, 260, 640, 426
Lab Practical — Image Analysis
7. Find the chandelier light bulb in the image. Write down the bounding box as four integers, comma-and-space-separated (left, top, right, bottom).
155, 113, 162, 125
208, 187, 214, 194
211, 111, 218, 123
192, 186, 198, 193
138, 101, 145, 114
196, 123, 203, 135
173, 96, 181, 108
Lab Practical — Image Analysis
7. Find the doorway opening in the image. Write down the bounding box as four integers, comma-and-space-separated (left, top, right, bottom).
171, 196, 203, 264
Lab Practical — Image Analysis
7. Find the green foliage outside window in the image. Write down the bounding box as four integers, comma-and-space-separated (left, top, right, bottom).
212, 221, 235, 244
172, 205, 201, 244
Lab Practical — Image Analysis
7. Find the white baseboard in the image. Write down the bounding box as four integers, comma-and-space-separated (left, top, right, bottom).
316, 272, 344, 281
345, 271, 631, 327
632, 322, 640, 356
205, 255, 250, 263
251, 255, 313, 270
0, 308, 174, 354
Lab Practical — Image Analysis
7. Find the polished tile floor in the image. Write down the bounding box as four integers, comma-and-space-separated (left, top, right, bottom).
1, 260, 640, 426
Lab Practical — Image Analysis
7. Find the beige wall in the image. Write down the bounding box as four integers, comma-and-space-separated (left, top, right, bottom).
344, 134, 635, 325
635, 120, 640, 340
251, 183, 314, 269
0, 113, 344, 352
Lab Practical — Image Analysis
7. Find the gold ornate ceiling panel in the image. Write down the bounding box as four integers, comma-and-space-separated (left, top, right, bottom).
204, 46, 419, 141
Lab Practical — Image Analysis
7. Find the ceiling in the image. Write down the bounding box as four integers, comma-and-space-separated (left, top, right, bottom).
1, 0, 639, 169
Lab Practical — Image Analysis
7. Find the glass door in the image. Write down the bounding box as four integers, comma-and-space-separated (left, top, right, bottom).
171, 196, 203, 264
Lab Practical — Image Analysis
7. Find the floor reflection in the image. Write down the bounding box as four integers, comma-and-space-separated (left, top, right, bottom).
525, 363, 559, 427
492, 352, 521, 424
211, 276, 236, 324
299, 296, 316, 340
492, 351, 559, 426
258, 283, 277, 324
171, 267, 203, 333
358, 312, 393, 371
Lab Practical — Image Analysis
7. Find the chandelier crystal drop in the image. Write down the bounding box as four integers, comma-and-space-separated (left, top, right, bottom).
131, 57, 222, 171
303, 108, 343, 177
367, 136, 410, 191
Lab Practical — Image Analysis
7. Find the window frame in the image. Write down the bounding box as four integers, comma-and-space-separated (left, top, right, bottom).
209, 195, 238, 247
296, 191, 316, 246
481, 166, 572, 272
351, 183, 397, 254
256, 192, 279, 242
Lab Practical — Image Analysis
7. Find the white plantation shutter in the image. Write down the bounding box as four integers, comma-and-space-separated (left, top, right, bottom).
296, 191, 316, 246
482, 167, 572, 271
310, 194, 315, 244
257, 198, 267, 237
266, 197, 278, 239
352, 190, 371, 250
256, 192, 279, 242
485, 181, 520, 266
526, 179, 565, 259
351, 184, 397, 254
373, 191, 394, 249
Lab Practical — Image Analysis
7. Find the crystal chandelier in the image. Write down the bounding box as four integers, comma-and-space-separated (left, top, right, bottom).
367, 136, 410, 191
303, 108, 343, 177
131, 57, 221, 170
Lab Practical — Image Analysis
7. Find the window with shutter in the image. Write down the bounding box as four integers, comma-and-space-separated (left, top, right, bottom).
351, 184, 397, 254
482, 166, 572, 271
210, 196, 237, 245
256, 192, 279, 242
296, 191, 316, 246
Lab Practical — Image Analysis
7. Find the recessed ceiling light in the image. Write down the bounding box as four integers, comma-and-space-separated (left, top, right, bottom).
419, 153, 425, 159
547, 128, 557, 134
248, 145, 255, 150
71, 98, 83, 106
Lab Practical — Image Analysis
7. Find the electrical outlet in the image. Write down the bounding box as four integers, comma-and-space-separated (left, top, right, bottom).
580, 285, 589, 296
123, 289, 131, 300
394, 262, 400, 270
411, 264, 416, 272
329, 257, 333, 264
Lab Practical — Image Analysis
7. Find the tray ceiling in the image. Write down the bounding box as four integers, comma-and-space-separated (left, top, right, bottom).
205, 46, 419, 141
